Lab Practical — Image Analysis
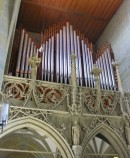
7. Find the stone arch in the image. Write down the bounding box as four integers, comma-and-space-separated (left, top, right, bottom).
81, 123, 129, 158
0, 116, 75, 158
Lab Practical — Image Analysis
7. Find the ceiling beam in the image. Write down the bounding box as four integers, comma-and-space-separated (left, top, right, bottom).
22, 0, 108, 22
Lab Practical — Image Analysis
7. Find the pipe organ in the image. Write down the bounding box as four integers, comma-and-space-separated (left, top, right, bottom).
9, 22, 117, 90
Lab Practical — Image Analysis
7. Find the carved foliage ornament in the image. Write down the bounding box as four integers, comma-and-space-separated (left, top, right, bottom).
3, 79, 66, 109
84, 89, 119, 115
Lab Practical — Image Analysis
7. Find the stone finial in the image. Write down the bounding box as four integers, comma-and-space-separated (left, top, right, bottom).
91, 64, 102, 89
112, 61, 124, 95
28, 53, 41, 80
70, 53, 77, 87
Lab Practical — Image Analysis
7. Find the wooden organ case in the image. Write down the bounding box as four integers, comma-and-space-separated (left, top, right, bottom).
8, 21, 117, 90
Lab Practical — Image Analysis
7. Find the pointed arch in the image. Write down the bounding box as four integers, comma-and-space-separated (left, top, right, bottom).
0, 116, 75, 158
81, 123, 129, 158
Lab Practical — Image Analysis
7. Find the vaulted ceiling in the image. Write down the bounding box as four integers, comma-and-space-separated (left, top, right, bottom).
17, 0, 123, 43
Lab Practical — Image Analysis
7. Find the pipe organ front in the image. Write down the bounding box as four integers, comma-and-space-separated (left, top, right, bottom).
9, 22, 117, 90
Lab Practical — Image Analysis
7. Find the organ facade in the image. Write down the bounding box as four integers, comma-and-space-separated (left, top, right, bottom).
1, 21, 130, 158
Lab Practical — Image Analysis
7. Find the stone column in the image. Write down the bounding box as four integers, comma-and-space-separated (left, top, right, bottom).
112, 62, 124, 95
91, 64, 102, 107
72, 145, 82, 158
0, 0, 21, 88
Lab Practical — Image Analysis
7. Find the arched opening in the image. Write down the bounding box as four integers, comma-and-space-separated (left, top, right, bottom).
82, 124, 129, 158
0, 117, 74, 158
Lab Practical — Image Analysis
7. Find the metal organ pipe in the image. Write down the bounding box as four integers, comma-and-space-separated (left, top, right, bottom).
51, 36, 54, 82
12, 23, 118, 91
56, 33, 60, 83
25, 37, 31, 78
16, 29, 25, 77
41, 44, 45, 80
73, 30, 79, 85
106, 48, 116, 90
77, 36, 82, 86
59, 30, 63, 83
44, 41, 48, 81
63, 26, 67, 84
81, 40, 87, 87
66, 22, 71, 82
48, 38, 51, 81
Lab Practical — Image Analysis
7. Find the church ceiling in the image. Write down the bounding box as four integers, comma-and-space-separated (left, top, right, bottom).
17, 0, 123, 43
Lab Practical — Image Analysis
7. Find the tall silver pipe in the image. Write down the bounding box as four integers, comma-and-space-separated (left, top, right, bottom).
100, 56, 107, 89
25, 37, 31, 78
28, 41, 34, 79
63, 26, 67, 84
102, 54, 109, 89
81, 40, 87, 86
73, 30, 79, 85
16, 29, 25, 76
70, 25, 74, 53
41, 44, 45, 80
56, 33, 60, 83
77, 36, 82, 86
48, 38, 51, 82
106, 48, 116, 89
96, 58, 103, 89
20, 33, 28, 77
85, 44, 90, 87
60, 30, 63, 83
44, 41, 48, 81
51, 36, 54, 82
104, 51, 112, 89
66, 22, 71, 83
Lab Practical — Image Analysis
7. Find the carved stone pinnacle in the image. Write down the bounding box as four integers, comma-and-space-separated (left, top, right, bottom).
28, 53, 41, 80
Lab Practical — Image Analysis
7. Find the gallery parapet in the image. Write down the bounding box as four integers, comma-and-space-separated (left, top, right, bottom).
2, 75, 130, 117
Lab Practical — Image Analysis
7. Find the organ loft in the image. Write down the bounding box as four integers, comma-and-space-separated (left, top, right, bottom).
0, 0, 130, 158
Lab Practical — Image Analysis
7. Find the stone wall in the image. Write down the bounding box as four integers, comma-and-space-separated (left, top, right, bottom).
96, 0, 130, 92
0, 0, 21, 89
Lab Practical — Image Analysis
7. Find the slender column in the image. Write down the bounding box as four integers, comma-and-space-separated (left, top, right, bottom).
112, 62, 125, 115
112, 62, 123, 93
72, 120, 82, 158
91, 64, 102, 108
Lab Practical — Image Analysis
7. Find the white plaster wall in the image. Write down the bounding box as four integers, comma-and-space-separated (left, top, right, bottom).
96, 0, 130, 91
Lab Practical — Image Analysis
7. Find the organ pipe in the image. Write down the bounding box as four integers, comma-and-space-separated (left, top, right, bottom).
10, 22, 117, 91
